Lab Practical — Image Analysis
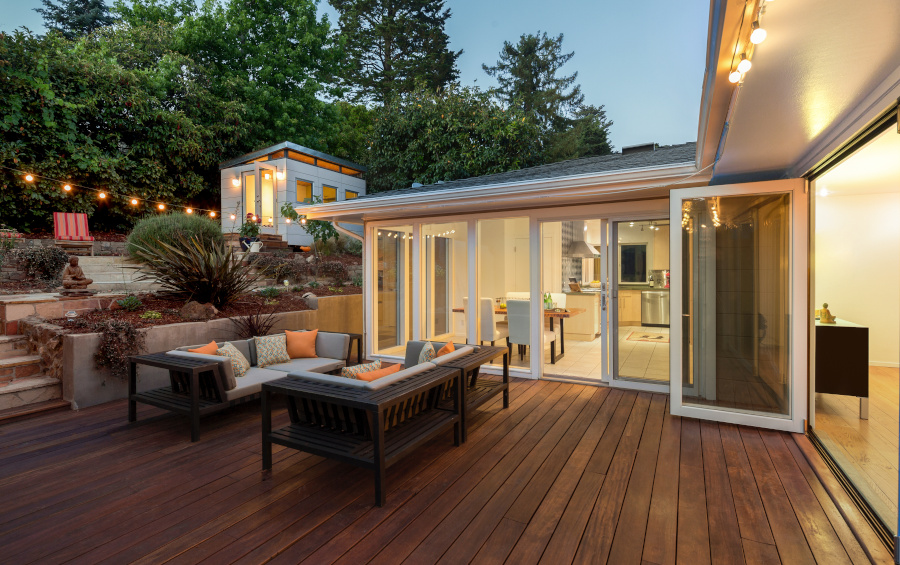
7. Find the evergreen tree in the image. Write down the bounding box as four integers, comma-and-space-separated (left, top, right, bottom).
35, 0, 116, 39
483, 31, 583, 132
483, 31, 613, 162
329, 0, 461, 104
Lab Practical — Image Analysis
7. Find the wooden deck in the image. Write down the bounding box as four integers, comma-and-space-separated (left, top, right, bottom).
0, 378, 892, 564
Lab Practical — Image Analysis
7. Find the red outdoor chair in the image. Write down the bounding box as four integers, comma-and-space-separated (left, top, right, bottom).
53, 212, 94, 256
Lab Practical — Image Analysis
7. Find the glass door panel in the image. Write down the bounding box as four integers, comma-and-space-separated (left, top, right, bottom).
260, 170, 275, 228
671, 180, 806, 432
374, 226, 412, 356
243, 173, 256, 220
422, 222, 467, 343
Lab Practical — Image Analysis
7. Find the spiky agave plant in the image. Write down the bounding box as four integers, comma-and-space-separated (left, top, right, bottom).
127, 233, 265, 309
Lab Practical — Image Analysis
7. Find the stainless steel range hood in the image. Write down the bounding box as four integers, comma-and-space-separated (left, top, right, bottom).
567, 221, 599, 257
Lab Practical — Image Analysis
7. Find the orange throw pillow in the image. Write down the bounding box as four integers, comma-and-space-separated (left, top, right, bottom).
285, 329, 318, 359
436, 342, 455, 357
188, 341, 218, 355
356, 363, 401, 382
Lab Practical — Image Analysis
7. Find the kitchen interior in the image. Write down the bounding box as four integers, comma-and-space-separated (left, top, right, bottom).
541, 218, 671, 382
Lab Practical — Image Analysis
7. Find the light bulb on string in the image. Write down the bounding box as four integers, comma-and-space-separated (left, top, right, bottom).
63, 184, 72, 192
729, 70, 742, 83
750, 22, 767, 44
130, 198, 138, 205
251, 215, 257, 221
737, 54, 752, 74
209, 211, 216, 218
230, 214, 236, 220
98, 192, 107, 199
285, 218, 291, 224
186, 208, 193, 214
24, 174, 34, 182
158, 203, 165, 211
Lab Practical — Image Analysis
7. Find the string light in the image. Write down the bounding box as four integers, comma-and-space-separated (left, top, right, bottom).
285, 218, 291, 224
729, 70, 742, 83
750, 22, 767, 44
230, 214, 236, 220
186, 208, 193, 214
251, 215, 257, 221
130, 198, 139, 205
98, 192, 107, 199
63, 184, 72, 192
24, 174, 34, 182
158, 203, 165, 211
209, 211, 216, 218
737, 53, 752, 74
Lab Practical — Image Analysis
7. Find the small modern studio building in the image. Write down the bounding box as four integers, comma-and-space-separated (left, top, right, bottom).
219, 142, 366, 245
300, 0, 900, 547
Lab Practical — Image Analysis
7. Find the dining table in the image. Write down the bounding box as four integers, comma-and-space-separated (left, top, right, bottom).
450, 306, 585, 362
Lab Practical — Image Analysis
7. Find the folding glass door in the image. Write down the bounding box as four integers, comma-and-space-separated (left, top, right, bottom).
669, 179, 807, 432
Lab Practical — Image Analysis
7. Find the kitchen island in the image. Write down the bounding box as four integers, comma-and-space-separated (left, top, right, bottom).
564, 291, 601, 340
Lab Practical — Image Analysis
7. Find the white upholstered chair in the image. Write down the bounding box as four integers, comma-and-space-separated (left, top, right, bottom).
507, 299, 557, 364
480, 298, 510, 353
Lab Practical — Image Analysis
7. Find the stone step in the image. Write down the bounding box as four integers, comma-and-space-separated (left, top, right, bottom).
0, 355, 42, 384
78, 256, 128, 265
0, 335, 28, 355
0, 376, 62, 412
88, 282, 161, 292
0, 398, 70, 424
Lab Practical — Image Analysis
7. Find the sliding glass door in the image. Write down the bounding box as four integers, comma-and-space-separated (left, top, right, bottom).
670, 180, 807, 432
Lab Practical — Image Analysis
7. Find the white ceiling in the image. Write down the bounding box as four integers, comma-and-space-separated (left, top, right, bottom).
713, 0, 900, 179
815, 128, 900, 196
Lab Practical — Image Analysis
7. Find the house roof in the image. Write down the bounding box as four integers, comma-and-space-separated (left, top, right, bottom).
219, 141, 367, 172
353, 142, 697, 201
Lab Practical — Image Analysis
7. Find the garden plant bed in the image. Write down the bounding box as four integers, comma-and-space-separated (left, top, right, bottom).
0, 280, 56, 295
14, 229, 129, 242
48, 287, 361, 333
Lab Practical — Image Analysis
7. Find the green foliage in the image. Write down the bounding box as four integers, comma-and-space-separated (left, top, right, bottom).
319, 260, 348, 284
0, 226, 19, 256
291, 285, 303, 292
128, 234, 260, 308
126, 214, 224, 257
173, 0, 345, 150
306, 280, 320, 288
328, 286, 344, 293
344, 238, 363, 256
259, 286, 282, 299
14, 247, 70, 283
254, 254, 308, 282
230, 306, 278, 339
329, 102, 374, 164
0, 27, 244, 231
238, 219, 260, 239
329, 0, 460, 104
483, 31, 613, 162
365, 84, 543, 192
116, 294, 143, 311
94, 319, 145, 380
351, 274, 363, 286
36, 0, 117, 40
281, 199, 338, 248
140, 310, 162, 319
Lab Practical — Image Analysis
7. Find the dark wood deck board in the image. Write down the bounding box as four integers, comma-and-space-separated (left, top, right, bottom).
0, 378, 887, 565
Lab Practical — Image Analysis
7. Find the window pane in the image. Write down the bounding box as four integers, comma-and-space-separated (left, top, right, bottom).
296, 180, 312, 203
478, 217, 529, 368
260, 171, 274, 226
423, 222, 467, 343
682, 193, 791, 416
375, 226, 412, 355
345, 190, 358, 200
243, 173, 255, 219
323, 186, 337, 203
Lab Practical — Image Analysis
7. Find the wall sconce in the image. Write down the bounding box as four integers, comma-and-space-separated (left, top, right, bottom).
231, 178, 240, 187
300, 215, 307, 225
276, 171, 285, 180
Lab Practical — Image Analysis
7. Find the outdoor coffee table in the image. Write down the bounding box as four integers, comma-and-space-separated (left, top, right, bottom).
439, 345, 509, 442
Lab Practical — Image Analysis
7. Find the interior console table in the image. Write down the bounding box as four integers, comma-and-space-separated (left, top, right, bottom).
815, 318, 869, 419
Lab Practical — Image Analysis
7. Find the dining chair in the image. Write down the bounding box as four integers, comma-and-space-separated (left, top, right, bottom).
507, 300, 557, 364
480, 298, 511, 356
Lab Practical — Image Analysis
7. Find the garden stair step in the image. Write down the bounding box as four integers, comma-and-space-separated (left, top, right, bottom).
0, 398, 70, 424
0, 355, 42, 384
0, 376, 63, 412
0, 335, 28, 359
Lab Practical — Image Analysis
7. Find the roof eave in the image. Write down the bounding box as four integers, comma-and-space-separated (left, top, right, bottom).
218, 141, 367, 172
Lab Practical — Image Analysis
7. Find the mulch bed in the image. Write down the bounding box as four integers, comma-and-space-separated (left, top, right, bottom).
0, 280, 57, 295
48, 286, 361, 334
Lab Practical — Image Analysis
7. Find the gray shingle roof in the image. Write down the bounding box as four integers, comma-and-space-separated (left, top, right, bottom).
356, 142, 696, 200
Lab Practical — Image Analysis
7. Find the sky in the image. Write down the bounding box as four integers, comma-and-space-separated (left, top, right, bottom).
3, 0, 710, 150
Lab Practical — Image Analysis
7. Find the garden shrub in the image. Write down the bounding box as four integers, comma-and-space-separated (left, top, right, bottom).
319, 260, 348, 284
254, 254, 308, 282
94, 319, 145, 380
259, 287, 281, 299
126, 214, 224, 257
345, 238, 363, 256
140, 310, 162, 319
116, 295, 143, 312
14, 247, 69, 283
351, 274, 363, 287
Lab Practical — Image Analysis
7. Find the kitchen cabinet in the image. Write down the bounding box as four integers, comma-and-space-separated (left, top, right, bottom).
565, 293, 600, 340
651, 225, 670, 270
618, 290, 642, 326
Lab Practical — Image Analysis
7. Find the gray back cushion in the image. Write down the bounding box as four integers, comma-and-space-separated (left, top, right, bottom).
316, 332, 349, 361
404, 341, 453, 367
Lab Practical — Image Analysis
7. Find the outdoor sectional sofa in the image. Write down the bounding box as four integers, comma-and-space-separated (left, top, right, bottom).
127, 330, 352, 441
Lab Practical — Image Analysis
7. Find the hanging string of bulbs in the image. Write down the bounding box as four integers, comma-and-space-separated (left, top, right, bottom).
2, 164, 218, 218
728, 0, 771, 84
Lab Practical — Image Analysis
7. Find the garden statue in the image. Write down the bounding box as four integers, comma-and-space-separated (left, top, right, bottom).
819, 302, 836, 324
59, 256, 96, 296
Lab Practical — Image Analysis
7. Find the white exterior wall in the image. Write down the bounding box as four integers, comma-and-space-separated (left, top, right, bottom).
220, 157, 366, 246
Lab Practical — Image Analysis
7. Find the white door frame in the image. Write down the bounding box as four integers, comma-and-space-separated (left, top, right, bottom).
669, 179, 808, 433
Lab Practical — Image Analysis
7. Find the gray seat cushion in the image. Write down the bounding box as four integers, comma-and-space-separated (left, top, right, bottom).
224, 367, 287, 401
266, 357, 345, 374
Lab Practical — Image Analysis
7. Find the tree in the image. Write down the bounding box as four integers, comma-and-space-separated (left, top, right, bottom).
327, 102, 375, 166
364, 84, 543, 193
483, 31, 583, 133
35, 0, 116, 39
543, 104, 614, 162
0, 27, 244, 231
174, 0, 346, 151
329, 0, 461, 104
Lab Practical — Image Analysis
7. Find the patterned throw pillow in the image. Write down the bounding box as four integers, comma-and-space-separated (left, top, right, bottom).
417, 342, 436, 364
253, 334, 291, 368
216, 342, 251, 379
341, 359, 382, 379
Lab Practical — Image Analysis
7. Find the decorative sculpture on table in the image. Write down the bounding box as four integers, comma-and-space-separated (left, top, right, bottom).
819, 302, 836, 324
59, 256, 95, 296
